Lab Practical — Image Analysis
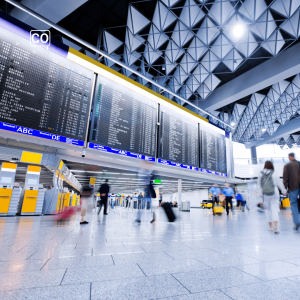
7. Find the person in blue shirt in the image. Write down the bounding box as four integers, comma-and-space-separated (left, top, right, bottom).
209, 184, 221, 212
222, 183, 235, 215
236, 193, 243, 211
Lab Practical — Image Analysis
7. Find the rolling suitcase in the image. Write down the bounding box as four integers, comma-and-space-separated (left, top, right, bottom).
213, 205, 223, 215
162, 202, 176, 222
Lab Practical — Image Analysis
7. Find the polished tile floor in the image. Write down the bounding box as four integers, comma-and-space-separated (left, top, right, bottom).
1, 206, 300, 299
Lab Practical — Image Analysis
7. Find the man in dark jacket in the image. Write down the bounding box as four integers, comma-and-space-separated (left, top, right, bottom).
97, 179, 110, 215
283, 153, 300, 229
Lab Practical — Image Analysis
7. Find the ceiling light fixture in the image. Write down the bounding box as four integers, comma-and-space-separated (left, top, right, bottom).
231, 122, 235, 126
233, 24, 244, 38
262, 128, 267, 132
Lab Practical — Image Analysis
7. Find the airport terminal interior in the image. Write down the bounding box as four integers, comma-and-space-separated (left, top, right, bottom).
1, 0, 300, 299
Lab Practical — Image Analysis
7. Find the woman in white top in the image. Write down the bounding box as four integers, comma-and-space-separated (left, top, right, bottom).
257, 160, 287, 234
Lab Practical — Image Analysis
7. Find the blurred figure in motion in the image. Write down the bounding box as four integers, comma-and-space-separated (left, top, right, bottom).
258, 161, 286, 233
161, 201, 176, 222
135, 161, 156, 223
138, 192, 144, 209
80, 186, 93, 224
98, 179, 110, 215
222, 183, 235, 216
283, 153, 300, 230
209, 183, 221, 215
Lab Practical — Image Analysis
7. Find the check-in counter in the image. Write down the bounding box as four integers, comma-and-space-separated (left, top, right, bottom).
0, 162, 20, 216
19, 165, 45, 215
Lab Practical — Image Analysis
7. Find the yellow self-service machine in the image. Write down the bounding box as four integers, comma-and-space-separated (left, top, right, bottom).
18, 165, 45, 215
0, 162, 20, 216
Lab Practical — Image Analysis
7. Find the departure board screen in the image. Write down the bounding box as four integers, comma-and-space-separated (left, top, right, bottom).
0, 27, 94, 141
89, 75, 157, 157
200, 125, 227, 173
158, 106, 199, 167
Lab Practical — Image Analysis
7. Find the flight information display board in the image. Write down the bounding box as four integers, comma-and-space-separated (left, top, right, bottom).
89, 75, 157, 157
200, 125, 227, 173
0, 27, 94, 142
158, 106, 199, 167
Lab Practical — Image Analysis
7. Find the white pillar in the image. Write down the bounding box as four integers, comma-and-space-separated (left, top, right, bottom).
178, 179, 182, 211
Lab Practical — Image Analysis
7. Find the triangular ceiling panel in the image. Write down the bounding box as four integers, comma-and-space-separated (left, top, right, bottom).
179, 0, 205, 28
196, 16, 220, 45
128, 5, 150, 35
104, 31, 123, 54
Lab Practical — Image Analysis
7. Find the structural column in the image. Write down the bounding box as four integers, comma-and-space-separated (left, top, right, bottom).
251, 146, 257, 164
178, 179, 182, 211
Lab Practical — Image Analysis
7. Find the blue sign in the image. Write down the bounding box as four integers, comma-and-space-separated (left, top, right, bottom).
0, 122, 84, 146
200, 168, 228, 177
157, 159, 199, 171
89, 143, 155, 162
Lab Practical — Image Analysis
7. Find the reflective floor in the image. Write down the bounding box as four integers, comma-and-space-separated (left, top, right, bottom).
1, 206, 300, 299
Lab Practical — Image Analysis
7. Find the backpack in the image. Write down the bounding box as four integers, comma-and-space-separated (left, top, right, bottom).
260, 170, 275, 195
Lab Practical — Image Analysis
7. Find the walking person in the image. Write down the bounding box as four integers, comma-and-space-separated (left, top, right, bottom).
283, 153, 300, 230
80, 186, 93, 224
209, 183, 221, 214
222, 183, 235, 215
138, 192, 143, 209
97, 179, 110, 215
258, 161, 287, 233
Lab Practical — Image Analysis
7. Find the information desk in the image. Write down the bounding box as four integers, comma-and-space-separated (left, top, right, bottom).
89, 75, 157, 157
158, 105, 199, 167
0, 24, 94, 142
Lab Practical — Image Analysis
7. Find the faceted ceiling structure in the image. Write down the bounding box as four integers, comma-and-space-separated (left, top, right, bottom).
100, 0, 300, 114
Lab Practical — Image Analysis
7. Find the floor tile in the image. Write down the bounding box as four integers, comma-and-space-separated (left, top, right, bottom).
91, 274, 189, 300
112, 252, 173, 265
62, 263, 145, 285
0, 260, 47, 273
196, 252, 260, 268
172, 267, 261, 293
0, 269, 66, 291
221, 278, 300, 300
159, 290, 232, 300
43, 255, 113, 270
235, 261, 300, 280
0, 283, 90, 300
138, 258, 210, 276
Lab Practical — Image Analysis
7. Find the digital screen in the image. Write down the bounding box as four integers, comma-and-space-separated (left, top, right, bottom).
1, 177, 11, 183
0, 27, 94, 141
27, 179, 37, 185
200, 125, 227, 173
90, 75, 157, 157
158, 106, 199, 167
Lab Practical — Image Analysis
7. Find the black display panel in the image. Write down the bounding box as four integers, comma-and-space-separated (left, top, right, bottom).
200, 125, 227, 173
158, 106, 199, 167
0, 27, 94, 140
90, 75, 157, 157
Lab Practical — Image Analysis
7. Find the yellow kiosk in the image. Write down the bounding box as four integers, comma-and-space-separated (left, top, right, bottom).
0, 162, 20, 216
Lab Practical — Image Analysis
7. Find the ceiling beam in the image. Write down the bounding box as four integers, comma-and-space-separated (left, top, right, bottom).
197, 42, 300, 112
245, 117, 300, 148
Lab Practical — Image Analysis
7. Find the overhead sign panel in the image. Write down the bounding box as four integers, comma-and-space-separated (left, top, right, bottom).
200, 124, 227, 173
0, 20, 94, 145
89, 75, 157, 159
158, 105, 199, 168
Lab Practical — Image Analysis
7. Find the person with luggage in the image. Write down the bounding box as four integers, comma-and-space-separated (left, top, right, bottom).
97, 179, 110, 215
209, 183, 221, 214
222, 183, 235, 216
283, 153, 300, 230
259, 160, 287, 233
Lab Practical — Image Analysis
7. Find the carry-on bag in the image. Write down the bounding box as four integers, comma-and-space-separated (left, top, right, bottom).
213, 205, 223, 215
161, 202, 176, 222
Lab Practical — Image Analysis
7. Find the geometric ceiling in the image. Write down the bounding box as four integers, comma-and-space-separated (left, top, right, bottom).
101, 0, 300, 110
230, 74, 300, 143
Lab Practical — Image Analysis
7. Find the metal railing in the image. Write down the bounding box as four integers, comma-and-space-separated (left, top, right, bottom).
234, 157, 290, 165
